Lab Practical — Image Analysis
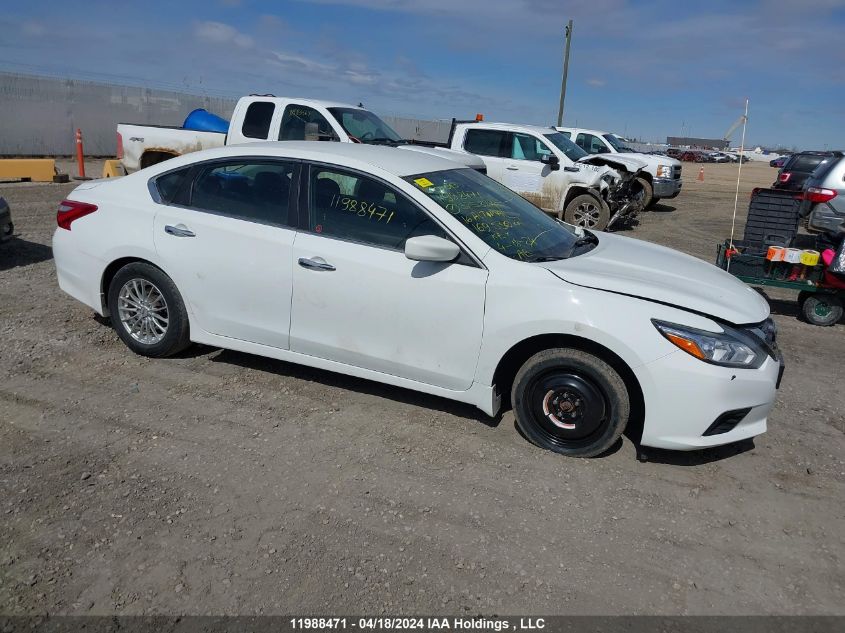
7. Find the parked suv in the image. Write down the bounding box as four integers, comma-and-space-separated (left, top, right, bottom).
773, 151, 844, 191
801, 154, 845, 234
0, 197, 13, 243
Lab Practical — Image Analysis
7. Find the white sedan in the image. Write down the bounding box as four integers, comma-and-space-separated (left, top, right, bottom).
53, 142, 782, 457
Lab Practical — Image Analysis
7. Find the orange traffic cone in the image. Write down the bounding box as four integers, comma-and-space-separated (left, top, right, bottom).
697, 167, 704, 181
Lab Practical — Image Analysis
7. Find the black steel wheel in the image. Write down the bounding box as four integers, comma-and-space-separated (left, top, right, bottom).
511, 348, 630, 457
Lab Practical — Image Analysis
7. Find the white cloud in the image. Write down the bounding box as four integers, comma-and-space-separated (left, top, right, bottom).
194, 21, 254, 48
586, 78, 606, 87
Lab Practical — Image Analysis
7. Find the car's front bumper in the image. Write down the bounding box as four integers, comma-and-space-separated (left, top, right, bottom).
635, 349, 780, 450
653, 177, 682, 199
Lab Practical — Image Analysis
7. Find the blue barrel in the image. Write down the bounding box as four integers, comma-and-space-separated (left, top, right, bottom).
182, 109, 230, 134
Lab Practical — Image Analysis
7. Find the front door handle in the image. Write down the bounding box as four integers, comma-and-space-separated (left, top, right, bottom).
164, 224, 195, 238
506, 165, 519, 170
298, 256, 336, 272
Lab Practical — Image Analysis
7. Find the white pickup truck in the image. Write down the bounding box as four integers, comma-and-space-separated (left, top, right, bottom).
117, 95, 487, 174
418, 120, 649, 230
555, 127, 682, 208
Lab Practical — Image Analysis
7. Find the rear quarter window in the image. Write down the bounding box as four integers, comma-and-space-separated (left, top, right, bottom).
787, 155, 826, 173
241, 101, 275, 139
154, 167, 191, 203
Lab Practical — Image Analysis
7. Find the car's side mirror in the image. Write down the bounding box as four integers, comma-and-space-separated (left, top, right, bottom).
540, 154, 560, 171
404, 235, 460, 263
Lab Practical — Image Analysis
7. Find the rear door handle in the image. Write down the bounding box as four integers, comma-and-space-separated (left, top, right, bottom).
298, 257, 336, 272
164, 224, 195, 238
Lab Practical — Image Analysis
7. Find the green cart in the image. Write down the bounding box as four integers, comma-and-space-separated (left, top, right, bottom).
716, 240, 844, 326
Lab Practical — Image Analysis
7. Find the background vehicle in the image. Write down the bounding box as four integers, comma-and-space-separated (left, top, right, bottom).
419, 120, 648, 230
117, 95, 487, 173
773, 150, 844, 191
801, 154, 845, 235
53, 142, 780, 457
0, 197, 12, 242
556, 127, 682, 208
770, 155, 791, 168
708, 152, 731, 163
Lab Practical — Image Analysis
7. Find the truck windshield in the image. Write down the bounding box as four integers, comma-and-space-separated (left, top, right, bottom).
603, 134, 632, 152
542, 132, 588, 162
405, 168, 586, 262
327, 108, 404, 144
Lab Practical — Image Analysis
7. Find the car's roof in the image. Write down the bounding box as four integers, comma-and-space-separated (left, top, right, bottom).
466, 121, 558, 135
245, 96, 363, 110
154, 141, 461, 177
556, 126, 607, 136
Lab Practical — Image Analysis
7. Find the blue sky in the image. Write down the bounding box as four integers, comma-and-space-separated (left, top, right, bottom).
2, 0, 844, 149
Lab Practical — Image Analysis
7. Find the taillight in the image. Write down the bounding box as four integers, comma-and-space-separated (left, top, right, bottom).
116, 132, 124, 159
57, 200, 98, 230
804, 187, 838, 203
778, 172, 791, 182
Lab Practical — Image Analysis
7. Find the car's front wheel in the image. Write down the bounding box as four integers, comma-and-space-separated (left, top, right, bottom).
107, 262, 191, 357
511, 348, 630, 457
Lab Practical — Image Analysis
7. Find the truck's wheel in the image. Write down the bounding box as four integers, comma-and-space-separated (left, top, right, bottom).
636, 177, 654, 209
800, 293, 843, 326
511, 349, 630, 458
563, 194, 609, 230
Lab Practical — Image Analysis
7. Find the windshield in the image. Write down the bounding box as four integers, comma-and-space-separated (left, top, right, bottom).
542, 132, 587, 162
327, 107, 404, 144
405, 168, 584, 261
603, 134, 631, 152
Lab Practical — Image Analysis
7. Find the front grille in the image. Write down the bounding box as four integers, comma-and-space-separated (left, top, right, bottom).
673, 165, 682, 179
703, 408, 752, 436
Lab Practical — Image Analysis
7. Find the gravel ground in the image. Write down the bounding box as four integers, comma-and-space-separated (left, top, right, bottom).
1, 159, 843, 616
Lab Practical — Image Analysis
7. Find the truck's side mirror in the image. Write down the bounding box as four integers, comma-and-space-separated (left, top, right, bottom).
540, 154, 560, 171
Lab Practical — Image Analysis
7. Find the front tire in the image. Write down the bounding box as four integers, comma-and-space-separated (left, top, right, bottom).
107, 262, 191, 357
563, 194, 609, 230
511, 349, 630, 457
636, 177, 654, 209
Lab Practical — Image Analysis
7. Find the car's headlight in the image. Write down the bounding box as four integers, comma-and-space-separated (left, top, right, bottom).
652, 320, 767, 368
656, 164, 673, 178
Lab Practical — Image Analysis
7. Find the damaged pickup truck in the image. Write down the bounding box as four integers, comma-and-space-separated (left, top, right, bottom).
413, 120, 649, 231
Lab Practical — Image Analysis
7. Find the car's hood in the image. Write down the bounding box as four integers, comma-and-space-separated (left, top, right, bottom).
577, 153, 648, 173
540, 232, 769, 325
399, 145, 486, 170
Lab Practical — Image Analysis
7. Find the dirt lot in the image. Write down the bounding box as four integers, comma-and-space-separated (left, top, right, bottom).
1, 160, 843, 616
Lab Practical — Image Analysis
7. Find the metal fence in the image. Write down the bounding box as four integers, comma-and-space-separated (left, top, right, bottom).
0, 72, 237, 156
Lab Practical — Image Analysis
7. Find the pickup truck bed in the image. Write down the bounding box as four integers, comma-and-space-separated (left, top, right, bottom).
118, 123, 226, 173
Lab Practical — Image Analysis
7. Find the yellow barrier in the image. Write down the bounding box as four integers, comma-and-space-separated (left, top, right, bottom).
102, 159, 125, 179
0, 159, 57, 182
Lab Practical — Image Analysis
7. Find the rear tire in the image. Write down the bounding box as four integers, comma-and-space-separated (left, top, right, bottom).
563, 194, 609, 230
800, 293, 843, 326
107, 262, 191, 357
511, 348, 630, 457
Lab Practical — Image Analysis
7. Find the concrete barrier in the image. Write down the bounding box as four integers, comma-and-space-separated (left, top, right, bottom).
0, 158, 57, 182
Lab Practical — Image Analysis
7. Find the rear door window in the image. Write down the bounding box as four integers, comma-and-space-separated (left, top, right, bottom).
188, 160, 296, 226
787, 154, 827, 173
279, 105, 338, 141
241, 101, 275, 139
464, 129, 508, 158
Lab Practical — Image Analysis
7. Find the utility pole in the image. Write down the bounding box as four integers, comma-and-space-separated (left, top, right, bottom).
556, 19, 573, 127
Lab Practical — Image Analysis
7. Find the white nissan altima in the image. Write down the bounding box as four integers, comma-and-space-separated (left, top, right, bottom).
53, 142, 783, 457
